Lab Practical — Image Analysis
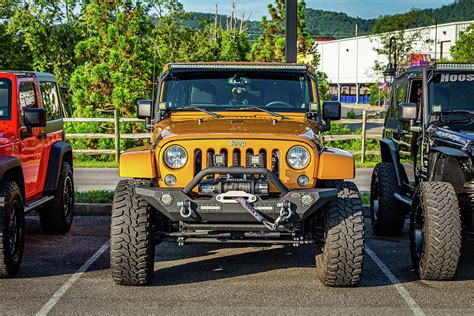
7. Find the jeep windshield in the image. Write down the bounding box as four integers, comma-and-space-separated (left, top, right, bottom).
161, 72, 314, 113
0, 79, 11, 119
429, 72, 474, 114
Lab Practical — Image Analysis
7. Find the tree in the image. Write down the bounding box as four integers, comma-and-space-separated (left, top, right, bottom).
250, 0, 329, 100
451, 23, 474, 62
7, 0, 83, 85
251, 0, 312, 62
371, 27, 431, 79
69, 0, 152, 117
217, 1, 250, 62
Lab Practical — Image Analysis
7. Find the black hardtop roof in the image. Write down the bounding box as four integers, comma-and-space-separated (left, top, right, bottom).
0, 71, 56, 81
396, 62, 474, 80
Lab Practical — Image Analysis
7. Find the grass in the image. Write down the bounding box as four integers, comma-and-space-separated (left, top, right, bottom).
360, 192, 370, 206
76, 190, 114, 204
73, 160, 118, 168
355, 160, 379, 169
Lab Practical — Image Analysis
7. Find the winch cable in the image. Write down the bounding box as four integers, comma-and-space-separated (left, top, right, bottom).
235, 198, 292, 231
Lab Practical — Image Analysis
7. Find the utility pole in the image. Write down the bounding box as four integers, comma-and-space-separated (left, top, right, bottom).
355, 23, 359, 37
285, 0, 297, 63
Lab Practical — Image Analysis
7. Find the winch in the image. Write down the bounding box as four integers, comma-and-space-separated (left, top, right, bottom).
198, 175, 269, 195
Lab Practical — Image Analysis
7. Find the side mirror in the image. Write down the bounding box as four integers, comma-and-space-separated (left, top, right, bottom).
137, 100, 153, 119
24, 108, 46, 127
398, 102, 417, 122
322, 101, 341, 121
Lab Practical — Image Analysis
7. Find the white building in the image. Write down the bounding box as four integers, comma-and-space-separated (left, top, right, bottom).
316, 20, 473, 104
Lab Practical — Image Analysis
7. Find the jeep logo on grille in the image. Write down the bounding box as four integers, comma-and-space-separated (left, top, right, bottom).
229, 141, 246, 147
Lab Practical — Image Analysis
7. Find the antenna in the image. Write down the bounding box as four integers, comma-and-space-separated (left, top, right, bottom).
434, 16, 438, 62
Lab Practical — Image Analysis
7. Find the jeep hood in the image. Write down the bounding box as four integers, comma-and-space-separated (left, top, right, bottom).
431, 127, 474, 148
155, 117, 319, 140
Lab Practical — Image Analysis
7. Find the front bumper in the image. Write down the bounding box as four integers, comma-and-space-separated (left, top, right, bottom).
136, 167, 337, 223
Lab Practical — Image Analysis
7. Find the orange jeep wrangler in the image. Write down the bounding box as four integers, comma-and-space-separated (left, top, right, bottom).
111, 63, 364, 287
0, 71, 74, 277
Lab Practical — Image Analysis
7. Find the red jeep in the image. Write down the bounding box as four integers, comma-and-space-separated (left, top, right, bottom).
0, 71, 74, 277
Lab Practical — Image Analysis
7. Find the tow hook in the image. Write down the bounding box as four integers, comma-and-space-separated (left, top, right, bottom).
178, 200, 193, 218
236, 198, 293, 231
277, 201, 293, 220
262, 201, 293, 231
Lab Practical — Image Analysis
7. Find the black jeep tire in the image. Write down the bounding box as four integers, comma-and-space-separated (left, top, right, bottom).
316, 181, 364, 287
370, 162, 406, 236
0, 181, 25, 278
410, 182, 461, 280
39, 162, 74, 235
111, 180, 155, 286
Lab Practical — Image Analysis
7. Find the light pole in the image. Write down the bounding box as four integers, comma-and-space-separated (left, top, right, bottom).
383, 36, 397, 86
285, 0, 297, 63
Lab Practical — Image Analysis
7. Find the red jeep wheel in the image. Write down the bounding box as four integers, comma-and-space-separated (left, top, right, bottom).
0, 181, 25, 278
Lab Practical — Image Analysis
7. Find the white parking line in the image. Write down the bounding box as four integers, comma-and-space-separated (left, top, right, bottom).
366, 245, 425, 316
36, 240, 110, 316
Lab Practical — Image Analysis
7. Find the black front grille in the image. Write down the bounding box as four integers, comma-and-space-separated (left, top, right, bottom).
193, 147, 281, 176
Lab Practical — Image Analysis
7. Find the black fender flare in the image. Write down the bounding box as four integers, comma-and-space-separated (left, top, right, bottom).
429, 146, 468, 158
379, 138, 404, 187
44, 141, 73, 192
0, 155, 24, 199
0, 155, 22, 181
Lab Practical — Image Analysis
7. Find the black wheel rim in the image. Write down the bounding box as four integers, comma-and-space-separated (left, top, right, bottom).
370, 176, 380, 222
63, 176, 74, 220
7, 199, 23, 259
413, 205, 424, 259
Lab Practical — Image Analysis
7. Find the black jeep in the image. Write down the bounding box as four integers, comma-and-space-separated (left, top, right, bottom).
370, 63, 474, 280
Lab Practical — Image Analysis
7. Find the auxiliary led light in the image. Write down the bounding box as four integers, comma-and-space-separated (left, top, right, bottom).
298, 175, 310, 187
161, 193, 174, 206
165, 174, 177, 186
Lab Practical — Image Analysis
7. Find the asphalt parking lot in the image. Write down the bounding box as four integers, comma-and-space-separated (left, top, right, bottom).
1, 216, 472, 315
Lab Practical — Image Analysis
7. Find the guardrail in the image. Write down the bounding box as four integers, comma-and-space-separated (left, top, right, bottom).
65, 109, 386, 163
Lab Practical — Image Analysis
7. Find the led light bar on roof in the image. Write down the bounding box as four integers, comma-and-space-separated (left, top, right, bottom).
434, 63, 474, 71
169, 63, 308, 71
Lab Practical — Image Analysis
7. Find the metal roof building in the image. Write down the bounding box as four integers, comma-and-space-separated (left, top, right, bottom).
315, 20, 474, 104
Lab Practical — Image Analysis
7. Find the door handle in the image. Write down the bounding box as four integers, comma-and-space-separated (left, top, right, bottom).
38, 133, 47, 140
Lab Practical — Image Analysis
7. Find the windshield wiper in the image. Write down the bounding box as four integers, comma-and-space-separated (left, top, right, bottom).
230, 107, 288, 119
173, 106, 223, 118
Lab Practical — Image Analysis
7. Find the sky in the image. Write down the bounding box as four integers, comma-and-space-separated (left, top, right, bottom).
180, 0, 455, 20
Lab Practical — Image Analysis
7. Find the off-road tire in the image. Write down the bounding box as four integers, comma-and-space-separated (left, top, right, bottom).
111, 180, 155, 286
316, 181, 364, 287
410, 182, 461, 280
0, 181, 25, 278
370, 162, 406, 236
39, 162, 74, 235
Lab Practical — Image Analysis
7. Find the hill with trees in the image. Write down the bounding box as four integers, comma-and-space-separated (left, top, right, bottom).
190, 0, 474, 40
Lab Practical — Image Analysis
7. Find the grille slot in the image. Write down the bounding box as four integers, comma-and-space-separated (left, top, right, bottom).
194, 149, 202, 176
272, 150, 280, 177
206, 149, 215, 179
220, 149, 228, 167
232, 149, 241, 166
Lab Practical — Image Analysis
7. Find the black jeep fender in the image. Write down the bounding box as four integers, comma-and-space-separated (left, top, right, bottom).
379, 138, 404, 187
44, 141, 73, 192
430, 146, 468, 158
0, 155, 25, 199
428, 148, 469, 194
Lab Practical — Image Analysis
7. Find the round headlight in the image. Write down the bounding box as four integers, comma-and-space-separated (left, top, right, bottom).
164, 146, 187, 169
287, 146, 310, 169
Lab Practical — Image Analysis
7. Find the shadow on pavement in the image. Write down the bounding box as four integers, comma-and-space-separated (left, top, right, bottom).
15, 216, 474, 287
